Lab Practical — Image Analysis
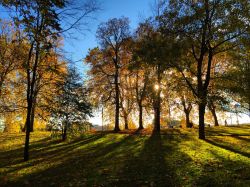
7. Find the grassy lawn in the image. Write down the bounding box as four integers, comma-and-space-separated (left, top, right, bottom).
0, 126, 249, 186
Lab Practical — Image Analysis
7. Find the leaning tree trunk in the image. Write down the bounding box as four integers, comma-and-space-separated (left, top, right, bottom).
209, 105, 219, 126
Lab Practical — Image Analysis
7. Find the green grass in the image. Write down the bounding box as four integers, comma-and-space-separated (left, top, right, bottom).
0, 126, 250, 186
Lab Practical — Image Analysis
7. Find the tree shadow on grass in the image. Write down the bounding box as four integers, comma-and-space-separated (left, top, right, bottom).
112, 131, 192, 187
204, 139, 250, 158
232, 135, 250, 143
196, 146, 250, 186
0, 134, 106, 175
2, 131, 194, 187
1, 133, 138, 186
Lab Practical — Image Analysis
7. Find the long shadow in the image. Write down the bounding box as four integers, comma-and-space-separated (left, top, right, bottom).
112, 131, 192, 187
232, 135, 250, 143
206, 126, 250, 137
0, 134, 106, 171
204, 139, 250, 158
1, 133, 139, 186
196, 147, 250, 186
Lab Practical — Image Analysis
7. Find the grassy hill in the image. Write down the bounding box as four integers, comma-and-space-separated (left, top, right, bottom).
0, 125, 249, 186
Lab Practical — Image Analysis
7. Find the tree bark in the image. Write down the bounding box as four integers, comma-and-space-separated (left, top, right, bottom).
62, 125, 67, 141
124, 114, 128, 130
154, 105, 160, 132
198, 103, 206, 139
209, 105, 219, 126
24, 99, 32, 161
185, 111, 191, 128
138, 104, 144, 130
30, 100, 36, 132
154, 65, 161, 132
114, 67, 120, 132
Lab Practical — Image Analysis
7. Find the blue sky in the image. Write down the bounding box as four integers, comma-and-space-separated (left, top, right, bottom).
64, 0, 155, 75
64, 0, 155, 124
0, 0, 155, 125
1, 0, 155, 75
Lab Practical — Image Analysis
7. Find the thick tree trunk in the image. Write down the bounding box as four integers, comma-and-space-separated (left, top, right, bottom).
154, 90, 161, 132
198, 103, 206, 139
114, 68, 120, 132
138, 104, 144, 130
154, 106, 161, 132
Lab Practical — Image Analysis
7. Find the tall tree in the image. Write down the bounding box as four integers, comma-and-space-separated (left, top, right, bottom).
1, 0, 99, 160
96, 17, 130, 132
1, 0, 67, 160
134, 21, 178, 132
160, 0, 250, 139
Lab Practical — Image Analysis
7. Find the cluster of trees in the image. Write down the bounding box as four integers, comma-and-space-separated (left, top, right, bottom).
86, 0, 250, 139
0, 0, 249, 161
0, 0, 98, 161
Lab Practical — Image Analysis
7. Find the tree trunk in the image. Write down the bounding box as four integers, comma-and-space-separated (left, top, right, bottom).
24, 100, 32, 161
154, 105, 161, 132
138, 104, 144, 130
210, 106, 219, 126
154, 65, 161, 132
62, 124, 67, 141
124, 115, 128, 130
185, 111, 191, 128
198, 103, 206, 139
154, 87, 161, 132
114, 67, 120, 132
30, 101, 36, 132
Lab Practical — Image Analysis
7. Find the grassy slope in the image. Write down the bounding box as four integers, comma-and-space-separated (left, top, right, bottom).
0, 126, 249, 187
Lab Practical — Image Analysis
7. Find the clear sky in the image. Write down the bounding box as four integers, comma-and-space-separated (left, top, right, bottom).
64, 0, 155, 75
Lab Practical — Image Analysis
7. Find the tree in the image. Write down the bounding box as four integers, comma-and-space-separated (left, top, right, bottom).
133, 67, 149, 130
0, 20, 22, 112
50, 66, 92, 141
120, 70, 134, 130
96, 17, 130, 132
1, 0, 99, 161
133, 21, 178, 132
160, 0, 250, 139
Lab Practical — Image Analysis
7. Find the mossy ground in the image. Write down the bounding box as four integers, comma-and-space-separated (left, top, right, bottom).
0, 125, 249, 186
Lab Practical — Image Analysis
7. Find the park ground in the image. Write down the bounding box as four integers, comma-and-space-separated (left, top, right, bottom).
0, 125, 250, 187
